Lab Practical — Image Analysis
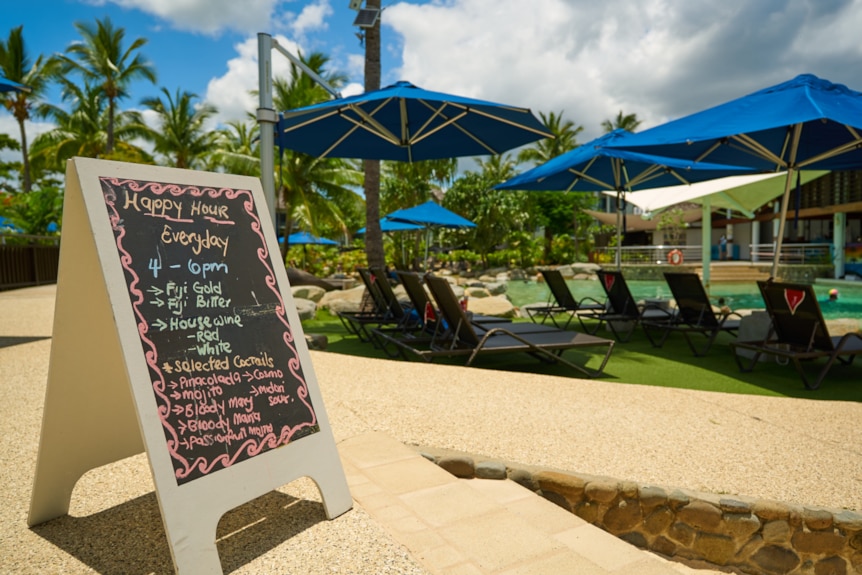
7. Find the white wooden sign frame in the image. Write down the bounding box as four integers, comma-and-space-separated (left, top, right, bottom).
29, 157, 352, 574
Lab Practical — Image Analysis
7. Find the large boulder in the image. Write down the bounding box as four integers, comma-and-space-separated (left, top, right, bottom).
294, 298, 317, 321
319, 285, 366, 313
465, 286, 492, 299
485, 281, 508, 296
286, 267, 338, 291
291, 284, 326, 303
467, 295, 517, 318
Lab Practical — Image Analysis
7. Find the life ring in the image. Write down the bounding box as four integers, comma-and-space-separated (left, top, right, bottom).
667, 249, 684, 266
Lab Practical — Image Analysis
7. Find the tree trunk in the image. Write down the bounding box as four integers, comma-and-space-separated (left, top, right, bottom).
572, 207, 579, 262
106, 96, 116, 154
16, 116, 31, 193
363, 0, 385, 270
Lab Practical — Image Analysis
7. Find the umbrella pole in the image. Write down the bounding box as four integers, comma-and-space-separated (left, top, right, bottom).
615, 191, 622, 270
771, 169, 796, 279
701, 196, 712, 292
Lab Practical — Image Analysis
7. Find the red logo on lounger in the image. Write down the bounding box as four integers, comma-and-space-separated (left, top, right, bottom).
784, 288, 805, 315
424, 301, 436, 323
603, 274, 615, 292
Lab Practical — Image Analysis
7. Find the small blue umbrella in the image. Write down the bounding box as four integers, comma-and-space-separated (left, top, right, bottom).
276, 81, 552, 162
608, 73, 862, 277
0, 76, 31, 93
355, 219, 424, 234
356, 219, 425, 265
384, 201, 476, 266
280, 231, 338, 268
282, 230, 339, 246
495, 129, 753, 272
385, 201, 477, 229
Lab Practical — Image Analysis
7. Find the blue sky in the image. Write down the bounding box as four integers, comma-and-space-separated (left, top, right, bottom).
3, 0, 862, 154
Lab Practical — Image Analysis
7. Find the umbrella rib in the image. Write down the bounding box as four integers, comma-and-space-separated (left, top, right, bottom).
409, 101, 501, 156
468, 106, 553, 137
281, 108, 343, 133
732, 133, 789, 168
564, 167, 616, 191
347, 101, 403, 145
625, 163, 666, 188
797, 135, 862, 168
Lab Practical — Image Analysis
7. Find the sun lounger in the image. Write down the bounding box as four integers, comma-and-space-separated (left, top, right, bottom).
585, 270, 676, 342
375, 272, 560, 361
642, 272, 742, 356
337, 267, 413, 343
729, 280, 862, 389
525, 269, 605, 329
421, 273, 615, 377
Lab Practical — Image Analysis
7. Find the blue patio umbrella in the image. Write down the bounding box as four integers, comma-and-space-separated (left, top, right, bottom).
0, 76, 31, 93
355, 219, 424, 234
356, 219, 425, 265
275, 81, 552, 162
495, 129, 754, 273
384, 201, 476, 266
280, 231, 338, 268
607, 73, 862, 278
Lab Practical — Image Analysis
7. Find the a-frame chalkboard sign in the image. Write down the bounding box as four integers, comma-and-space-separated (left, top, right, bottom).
29, 158, 352, 574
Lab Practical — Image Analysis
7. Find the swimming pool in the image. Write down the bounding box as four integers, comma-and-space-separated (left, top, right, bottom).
504, 278, 862, 321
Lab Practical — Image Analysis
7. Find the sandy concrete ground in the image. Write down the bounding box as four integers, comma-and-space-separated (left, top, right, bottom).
1, 284, 860, 574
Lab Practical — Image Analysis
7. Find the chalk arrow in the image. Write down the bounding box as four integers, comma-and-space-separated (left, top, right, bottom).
172, 404, 185, 415
150, 297, 164, 307
147, 286, 164, 296
153, 319, 168, 331
171, 391, 181, 400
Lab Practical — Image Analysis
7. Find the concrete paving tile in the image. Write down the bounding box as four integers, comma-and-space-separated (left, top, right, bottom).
553, 523, 651, 572
440, 510, 564, 572
388, 514, 432, 535
496, 550, 608, 575
610, 556, 693, 574
461, 477, 535, 504
352, 490, 401, 513
399, 482, 501, 527
338, 431, 417, 469
369, 502, 413, 523
416, 544, 468, 570
502, 495, 589, 536
363, 457, 456, 495
393, 528, 448, 554
438, 562, 483, 575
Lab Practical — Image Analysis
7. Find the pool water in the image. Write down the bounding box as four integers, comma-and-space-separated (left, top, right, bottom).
504, 278, 862, 321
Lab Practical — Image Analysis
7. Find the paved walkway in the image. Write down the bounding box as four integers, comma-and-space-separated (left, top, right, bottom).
3, 284, 858, 574
340, 432, 705, 575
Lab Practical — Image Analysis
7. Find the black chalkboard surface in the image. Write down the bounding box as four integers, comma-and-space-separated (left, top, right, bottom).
100, 177, 318, 485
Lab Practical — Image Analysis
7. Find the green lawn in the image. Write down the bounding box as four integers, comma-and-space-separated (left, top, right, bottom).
302, 311, 862, 402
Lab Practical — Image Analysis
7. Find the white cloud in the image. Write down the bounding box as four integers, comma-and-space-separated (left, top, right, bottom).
102, 0, 282, 35
383, 0, 862, 143
290, 0, 333, 38
204, 35, 312, 126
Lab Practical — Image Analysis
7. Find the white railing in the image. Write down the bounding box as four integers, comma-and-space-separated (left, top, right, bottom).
592, 243, 833, 265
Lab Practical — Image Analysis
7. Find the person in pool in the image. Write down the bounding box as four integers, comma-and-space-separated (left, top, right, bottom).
827, 288, 839, 302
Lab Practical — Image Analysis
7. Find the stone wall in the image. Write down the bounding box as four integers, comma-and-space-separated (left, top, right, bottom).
416, 446, 862, 575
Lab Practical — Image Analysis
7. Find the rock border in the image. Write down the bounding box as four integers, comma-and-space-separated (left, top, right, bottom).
413, 444, 862, 575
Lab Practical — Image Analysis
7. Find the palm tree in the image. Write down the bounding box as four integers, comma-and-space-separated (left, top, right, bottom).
135, 87, 218, 169
601, 110, 642, 133
272, 52, 362, 249
30, 80, 151, 171
363, 0, 384, 270
59, 17, 157, 155
517, 111, 583, 166
0, 26, 61, 192
210, 119, 260, 176
516, 111, 589, 261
